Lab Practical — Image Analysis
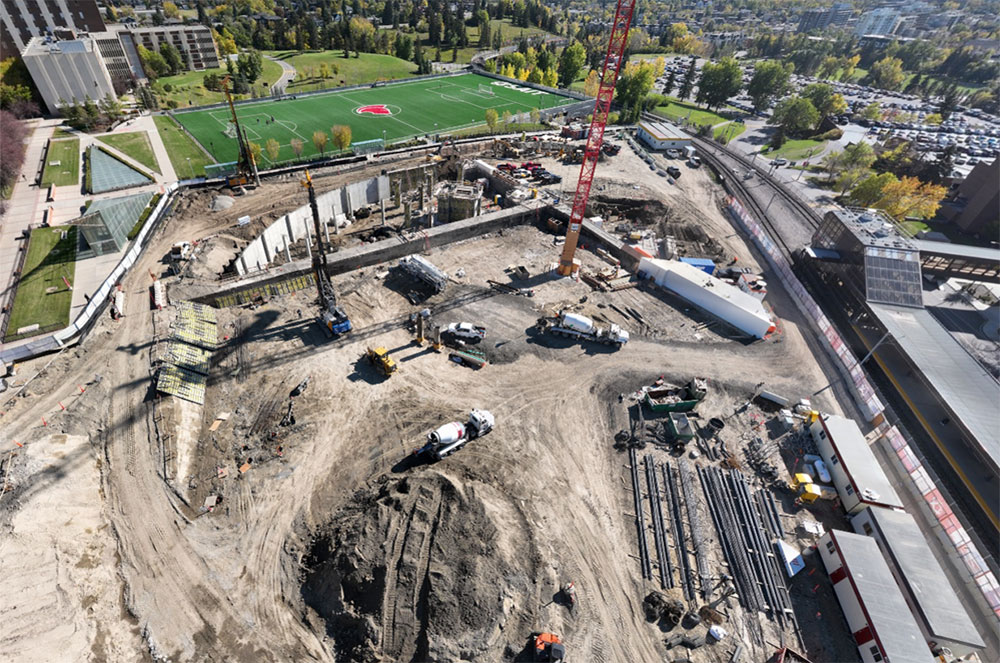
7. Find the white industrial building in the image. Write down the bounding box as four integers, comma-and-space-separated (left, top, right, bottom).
852, 506, 985, 658
807, 413, 904, 514
638, 257, 775, 338
22, 36, 115, 111
818, 529, 937, 663
636, 121, 691, 151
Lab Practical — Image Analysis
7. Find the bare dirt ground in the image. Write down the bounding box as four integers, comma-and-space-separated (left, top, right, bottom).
0, 149, 859, 662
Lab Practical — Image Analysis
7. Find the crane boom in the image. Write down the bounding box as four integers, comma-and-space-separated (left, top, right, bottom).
557, 0, 636, 276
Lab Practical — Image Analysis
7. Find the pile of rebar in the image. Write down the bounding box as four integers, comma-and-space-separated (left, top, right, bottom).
698, 465, 798, 639
663, 462, 695, 601
645, 455, 674, 589
629, 447, 652, 580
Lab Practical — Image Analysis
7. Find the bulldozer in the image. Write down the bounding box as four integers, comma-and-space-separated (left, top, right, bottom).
365, 346, 397, 377
531, 632, 565, 662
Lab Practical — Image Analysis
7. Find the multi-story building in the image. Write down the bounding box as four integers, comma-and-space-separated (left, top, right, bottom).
797, 3, 852, 33
130, 25, 220, 71
854, 7, 900, 37
0, 0, 106, 59
21, 34, 115, 111
92, 28, 145, 91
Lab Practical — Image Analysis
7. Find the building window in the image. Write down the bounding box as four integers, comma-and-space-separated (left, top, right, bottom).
819, 430, 827, 439
826, 540, 836, 554
830, 455, 839, 465
845, 485, 855, 496
862, 522, 873, 535
870, 645, 883, 662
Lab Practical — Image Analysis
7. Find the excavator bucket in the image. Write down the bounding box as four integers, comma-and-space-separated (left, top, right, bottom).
533, 632, 565, 661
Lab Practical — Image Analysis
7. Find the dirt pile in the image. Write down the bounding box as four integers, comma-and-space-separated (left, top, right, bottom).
301, 470, 536, 662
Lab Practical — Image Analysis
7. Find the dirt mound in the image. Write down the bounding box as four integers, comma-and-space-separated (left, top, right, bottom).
301, 471, 536, 662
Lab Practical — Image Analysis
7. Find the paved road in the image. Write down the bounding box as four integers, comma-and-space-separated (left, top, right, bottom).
266, 55, 296, 95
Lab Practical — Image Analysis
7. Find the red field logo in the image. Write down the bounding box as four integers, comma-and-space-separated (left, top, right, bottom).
355, 104, 392, 116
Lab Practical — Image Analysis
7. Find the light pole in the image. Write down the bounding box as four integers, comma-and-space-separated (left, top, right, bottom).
186, 157, 193, 179
382, 129, 386, 148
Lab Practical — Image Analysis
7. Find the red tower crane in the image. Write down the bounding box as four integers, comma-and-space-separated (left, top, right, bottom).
556, 0, 637, 276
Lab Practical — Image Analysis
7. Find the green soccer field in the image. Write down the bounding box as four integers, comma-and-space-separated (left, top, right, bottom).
170, 73, 575, 167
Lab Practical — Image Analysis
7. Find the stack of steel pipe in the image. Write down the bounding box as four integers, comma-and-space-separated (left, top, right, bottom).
645, 455, 674, 589
629, 447, 652, 580
664, 462, 695, 601
679, 461, 711, 600
755, 489, 784, 539
698, 465, 765, 610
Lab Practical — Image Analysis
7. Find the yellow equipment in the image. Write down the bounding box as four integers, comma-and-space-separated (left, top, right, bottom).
790, 473, 822, 504
365, 346, 397, 376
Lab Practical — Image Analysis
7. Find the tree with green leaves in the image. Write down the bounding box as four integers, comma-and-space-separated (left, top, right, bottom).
615, 60, 658, 123
801, 83, 847, 120
485, 108, 498, 132
677, 59, 697, 100
661, 69, 677, 96
159, 43, 184, 76
769, 96, 819, 136
695, 56, 742, 110
862, 102, 882, 121
938, 84, 960, 120
557, 42, 586, 88
850, 171, 896, 206
394, 33, 412, 61
869, 56, 904, 90
237, 50, 264, 84
747, 60, 792, 112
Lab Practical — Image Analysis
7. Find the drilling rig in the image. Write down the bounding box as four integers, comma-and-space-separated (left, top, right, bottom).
556, 0, 636, 276
302, 170, 351, 335
220, 75, 261, 189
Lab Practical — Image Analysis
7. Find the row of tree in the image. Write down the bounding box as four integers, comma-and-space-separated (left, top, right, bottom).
59, 94, 125, 132
248, 123, 353, 164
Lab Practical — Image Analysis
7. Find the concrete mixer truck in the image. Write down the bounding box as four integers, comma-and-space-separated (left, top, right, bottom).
414, 409, 495, 461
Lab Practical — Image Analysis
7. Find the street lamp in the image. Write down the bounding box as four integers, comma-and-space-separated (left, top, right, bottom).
186, 157, 193, 179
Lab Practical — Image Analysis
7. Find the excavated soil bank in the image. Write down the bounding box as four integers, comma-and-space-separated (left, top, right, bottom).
301, 470, 538, 662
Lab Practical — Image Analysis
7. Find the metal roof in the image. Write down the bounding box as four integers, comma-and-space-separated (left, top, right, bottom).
913, 239, 1000, 264
869, 303, 1000, 471
854, 508, 984, 649
831, 530, 937, 663
819, 414, 904, 509
638, 120, 689, 141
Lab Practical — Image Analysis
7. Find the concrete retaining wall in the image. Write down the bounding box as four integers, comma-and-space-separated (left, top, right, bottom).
193, 199, 549, 304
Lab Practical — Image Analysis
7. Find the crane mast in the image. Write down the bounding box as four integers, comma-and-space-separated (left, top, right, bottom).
557, 0, 637, 276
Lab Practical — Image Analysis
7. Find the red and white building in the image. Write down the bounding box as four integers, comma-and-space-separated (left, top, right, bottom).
818, 529, 936, 663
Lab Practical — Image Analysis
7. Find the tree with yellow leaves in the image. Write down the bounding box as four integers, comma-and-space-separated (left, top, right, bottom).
583, 70, 600, 97
312, 130, 328, 156
265, 138, 280, 163
331, 125, 352, 152
875, 176, 947, 219
543, 68, 558, 88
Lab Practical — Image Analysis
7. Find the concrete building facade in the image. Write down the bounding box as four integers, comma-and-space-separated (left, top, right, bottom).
854, 8, 901, 37
0, 0, 106, 58
131, 25, 219, 71
21, 35, 114, 112
797, 3, 852, 33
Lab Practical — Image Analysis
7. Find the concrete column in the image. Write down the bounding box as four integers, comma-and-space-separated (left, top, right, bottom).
323, 219, 331, 243
394, 178, 402, 208
380, 199, 386, 226
240, 255, 248, 274
418, 184, 425, 212
305, 230, 312, 259
404, 201, 412, 228
284, 238, 291, 262
284, 215, 294, 241
262, 238, 272, 263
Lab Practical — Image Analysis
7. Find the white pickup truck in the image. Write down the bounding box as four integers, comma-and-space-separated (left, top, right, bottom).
444, 322, 486, 341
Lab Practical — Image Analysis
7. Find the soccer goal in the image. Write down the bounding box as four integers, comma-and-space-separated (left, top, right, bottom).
478, 83, 496, 95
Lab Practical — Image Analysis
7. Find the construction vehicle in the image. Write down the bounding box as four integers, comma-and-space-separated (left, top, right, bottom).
556, 0, 636, 275
541, 311, 629, 348
365, 346, 397, 376
303, 171, 352, 335
443, 322, 486, 341
644, 377, 707, 412
413, 409, 494, 460
398, 254, 449, 293
531, 633, 566, 662
788, 472, 839, 504
220, 75, 260, 189
170, 242, 192, 261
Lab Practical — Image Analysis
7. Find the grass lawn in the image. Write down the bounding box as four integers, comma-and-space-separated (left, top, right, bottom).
765, 138, 827, 161
153, 58, 284, 108
714, 121, 746, 142
41, 138, 80, 186
96, 131, 160, 173
654, 97, 728, 126
900, 219, 930, 235
4, 226, 77, 341
172, 73, 575, 166
267, 52, 417, 93
153, 115, 213, 177
51, 126, 75, 139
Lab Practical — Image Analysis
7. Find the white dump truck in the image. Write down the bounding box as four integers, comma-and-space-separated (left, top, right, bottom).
545, 311, 629, 348
444, 322, 486, 341
415, 409, 495, 461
